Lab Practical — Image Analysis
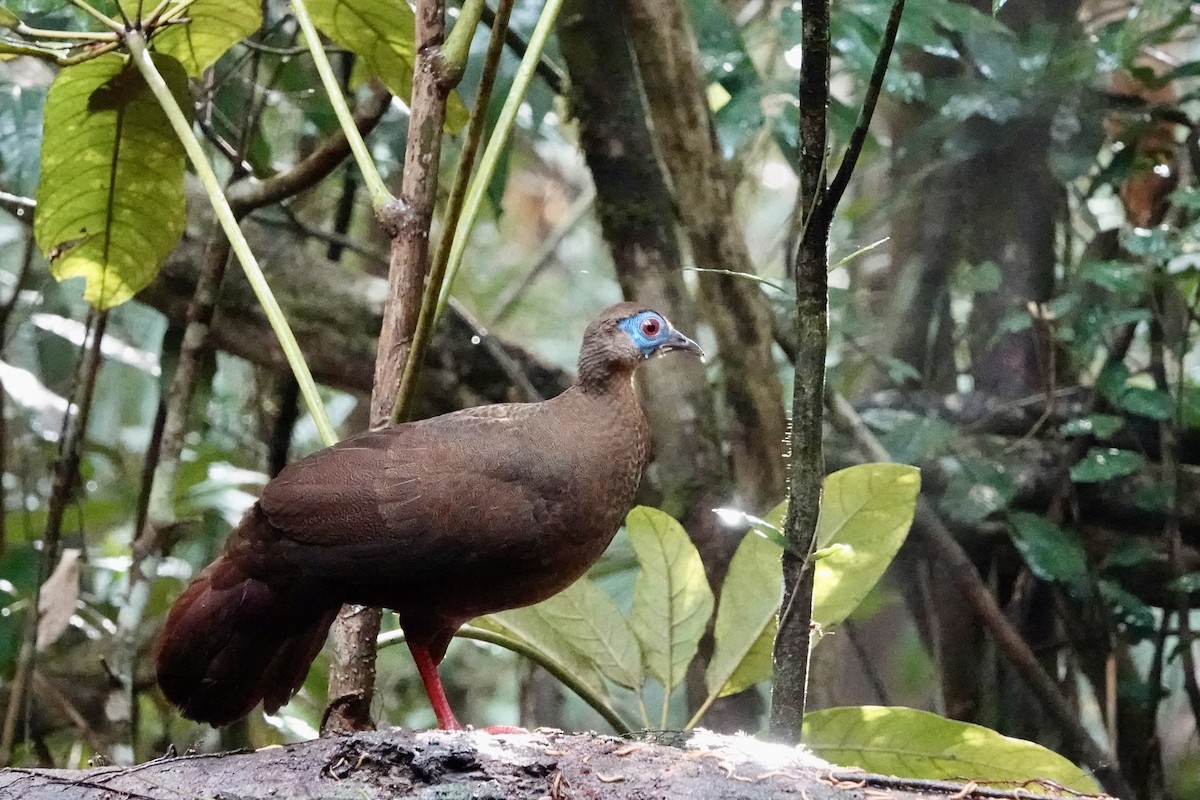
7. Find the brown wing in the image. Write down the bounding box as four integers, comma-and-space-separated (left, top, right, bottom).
245, 406, 573, 607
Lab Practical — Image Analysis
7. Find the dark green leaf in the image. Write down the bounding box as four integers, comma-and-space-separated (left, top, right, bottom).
880, 415, 957, 464
1058, 414, 1124, 438
955, 261, 1002, 294
1118, 386, 1172, 421
1168, 573, 1200, 594
1099, 580, 1155, 636
1080, 259, 1147, 295
1070, 448, 1145, 483
1100, 539, 1164, 571
938, 457, 1017, 524
1007, 512, 1091, 600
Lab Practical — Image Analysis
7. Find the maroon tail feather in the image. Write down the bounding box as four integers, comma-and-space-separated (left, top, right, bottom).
155, 554, 337, 726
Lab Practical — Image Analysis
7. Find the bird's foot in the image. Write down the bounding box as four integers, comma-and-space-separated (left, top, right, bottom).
477, 724, 528, 735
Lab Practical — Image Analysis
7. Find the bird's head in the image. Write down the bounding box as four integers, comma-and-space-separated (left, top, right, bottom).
578, 302, 704, 389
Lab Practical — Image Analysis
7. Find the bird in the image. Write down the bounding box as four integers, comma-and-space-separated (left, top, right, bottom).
154, 302, 704, 729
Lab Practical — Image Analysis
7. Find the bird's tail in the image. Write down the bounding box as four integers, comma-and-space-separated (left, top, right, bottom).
154, 554, 338, 726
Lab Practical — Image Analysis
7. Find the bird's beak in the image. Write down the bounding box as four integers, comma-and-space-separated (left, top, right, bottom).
660, 330, 706, 362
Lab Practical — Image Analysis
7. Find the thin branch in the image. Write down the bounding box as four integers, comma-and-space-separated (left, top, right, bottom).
432, 0, 567, 322
490, 187, 594, 323
227, 83, 391, 215
770, 0, 830, 744
326, 0, 452, 735
821, 0, 905, 219
480, 3, 565, 94
126, 30, 337, 446
1, 309, 107, 767
291, 0, 392, 210
392, 0, 515, 422
0, 191, 35, 223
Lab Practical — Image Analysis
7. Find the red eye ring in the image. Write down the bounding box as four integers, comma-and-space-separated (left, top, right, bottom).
641, 317, 661, 337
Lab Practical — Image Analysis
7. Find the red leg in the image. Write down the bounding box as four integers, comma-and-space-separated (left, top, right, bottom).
408, 641, 462, 730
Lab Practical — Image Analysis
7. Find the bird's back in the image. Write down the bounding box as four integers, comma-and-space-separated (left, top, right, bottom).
228, 382, 649, 626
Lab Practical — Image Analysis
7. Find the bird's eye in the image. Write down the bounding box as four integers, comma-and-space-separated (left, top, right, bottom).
641, 316, 661, 337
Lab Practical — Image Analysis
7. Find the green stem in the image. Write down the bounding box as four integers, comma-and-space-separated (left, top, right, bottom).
433, 0, 566, 320
290, 0, 392, 211
58, 40, 119, 64
142, 0, 174, 26
441, 0, 486, 81
15, 24, 118, 41
154, 0, 200, 26
391, 0, 514, 422
127, 31, 338, 447
377, 625, 634, 734
69, 0, 124, 31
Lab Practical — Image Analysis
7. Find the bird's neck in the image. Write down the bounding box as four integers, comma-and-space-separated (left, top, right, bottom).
576, 363, 637, 400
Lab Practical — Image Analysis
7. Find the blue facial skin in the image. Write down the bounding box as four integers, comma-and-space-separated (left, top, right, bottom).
618, 311, 671, 358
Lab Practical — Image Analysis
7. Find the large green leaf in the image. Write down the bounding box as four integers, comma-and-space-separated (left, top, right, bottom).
521, 577, 643, 691
305, 0, 467, 131
705, 529, 781, 698
813, 464, 920, 629
626, 506, 713, 694
805, 706, 1100, 793
34, 54, 188, 309
148, 0, 262, 76
474, 608, 607, 701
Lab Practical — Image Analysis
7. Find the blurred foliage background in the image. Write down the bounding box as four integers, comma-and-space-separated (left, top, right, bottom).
1, 0, 1199, 797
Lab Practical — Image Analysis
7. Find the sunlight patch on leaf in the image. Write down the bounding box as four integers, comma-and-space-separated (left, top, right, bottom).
34, 54, 188, 309
806, 706, 1099, 793
813, 464, 919, 629
147, 0, 263, 76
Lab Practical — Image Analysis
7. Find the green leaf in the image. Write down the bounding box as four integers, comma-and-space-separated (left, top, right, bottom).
147, 0, 262, 76
1099, 580, 1155, 637
937, 457, 1017, 524
1080, 259, 1147, 295
1118, 386, 1172, 421
1168, 572, 1200, 594
813, 464, 920, 629
626, 506, 714, 694
1007, 513, 1091, 600
305, 0, 467, 131
1058, 413, 1124, 438
521, 577, 643, 691
955, 260, 1002, 294
880, 414, 957, 464
34, 54, 189, 309
1070, 447, 1145, 483
475, 608, 608, 701
0, 7, 20, 28
805, 706, 1100, 793
705, 530, 782, 698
